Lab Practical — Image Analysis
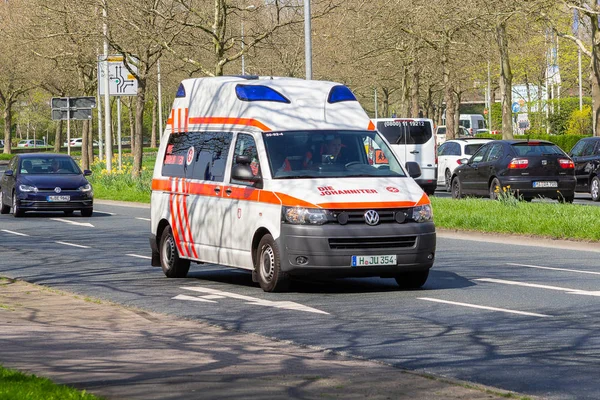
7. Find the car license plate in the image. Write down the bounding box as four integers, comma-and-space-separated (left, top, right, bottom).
351, 255, 397, 267
47, 195, 70, 202
533, 181, 558, 188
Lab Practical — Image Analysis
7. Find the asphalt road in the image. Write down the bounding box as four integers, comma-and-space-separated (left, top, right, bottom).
1, 203, 599, 400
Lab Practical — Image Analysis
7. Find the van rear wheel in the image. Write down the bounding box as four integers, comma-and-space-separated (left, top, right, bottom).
395, 270, 429, 289
160, 226, 190, 278
256, 234, 289, 292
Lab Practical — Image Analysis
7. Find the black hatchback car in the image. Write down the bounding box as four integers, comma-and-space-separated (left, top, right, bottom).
0, 154, 93, 217
451, 140, 576, 202
568, 137, 600, 202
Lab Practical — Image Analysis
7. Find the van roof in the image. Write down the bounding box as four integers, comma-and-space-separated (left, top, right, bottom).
166, 76, 372, 133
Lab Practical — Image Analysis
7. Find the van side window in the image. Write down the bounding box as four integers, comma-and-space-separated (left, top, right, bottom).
231, 134, 260, 185
189, 132, 233, 182
161, 133, 195, 178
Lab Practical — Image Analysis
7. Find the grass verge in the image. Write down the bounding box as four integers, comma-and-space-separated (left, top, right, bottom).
0, 365, 103, 400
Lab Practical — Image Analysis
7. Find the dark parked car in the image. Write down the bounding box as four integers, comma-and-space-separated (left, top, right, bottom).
0, 154, 93, 217
569, 137, 600, 202
451, 140, 576, 202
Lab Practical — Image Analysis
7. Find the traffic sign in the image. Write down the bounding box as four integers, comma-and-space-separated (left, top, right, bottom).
98, 54, 138, 96
511, 102, 521, 113
52, 97, 96, 109
51, 108, 93, 121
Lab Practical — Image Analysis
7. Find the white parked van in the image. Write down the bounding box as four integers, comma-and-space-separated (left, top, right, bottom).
150, 76, 436, 292
459, 114, 486, 136
371, 118, 437, 195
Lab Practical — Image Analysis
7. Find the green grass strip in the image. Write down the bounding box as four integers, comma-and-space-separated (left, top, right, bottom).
0, 365, 103, 400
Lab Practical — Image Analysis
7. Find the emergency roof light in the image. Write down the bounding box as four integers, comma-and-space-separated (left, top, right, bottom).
175, 83, 186, 98
235, 84, 290, 103
327, 85, 357, 104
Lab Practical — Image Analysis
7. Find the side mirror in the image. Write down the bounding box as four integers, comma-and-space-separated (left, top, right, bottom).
458, 158, 469, 165
236, 155, 251, 165
231, 164, 261, 183
405, 161, 421, 178
4, 170, 13, 177
83, 170, 93, 176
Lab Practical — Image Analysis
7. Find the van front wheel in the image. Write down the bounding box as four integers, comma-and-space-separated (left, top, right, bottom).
395, 270, 429, 289
256, 234, 289, 292
160, 226, 190, 278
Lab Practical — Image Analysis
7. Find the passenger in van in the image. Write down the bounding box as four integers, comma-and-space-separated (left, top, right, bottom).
281, 135, 344, 171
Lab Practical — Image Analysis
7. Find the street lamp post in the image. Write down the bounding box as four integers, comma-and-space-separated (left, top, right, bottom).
241, 5, 256, 75
304, 0, 312, 80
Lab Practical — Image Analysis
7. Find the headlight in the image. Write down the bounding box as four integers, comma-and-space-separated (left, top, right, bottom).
282, 206, 331, 225
19, 184, 38, 193
412, 204, 433, 223
78, 184, 92, 192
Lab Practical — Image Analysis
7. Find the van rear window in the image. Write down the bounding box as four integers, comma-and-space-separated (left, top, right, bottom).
376, 120, 432, 145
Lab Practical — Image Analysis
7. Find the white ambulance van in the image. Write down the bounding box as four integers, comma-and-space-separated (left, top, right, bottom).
371, 118, 437, 195
150, 76, 436, 292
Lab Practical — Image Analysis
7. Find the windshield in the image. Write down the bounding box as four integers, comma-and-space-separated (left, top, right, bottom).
263, 130, 408, 179
19, 156, 81, 175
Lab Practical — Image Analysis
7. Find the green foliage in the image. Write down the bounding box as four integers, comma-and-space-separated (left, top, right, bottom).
475, 133, 589, 153
566, 105, 592, 135
86, 155, 154, 203
0, 365, 103, 400
547, 97, 591, 135
431, 197, 600, 241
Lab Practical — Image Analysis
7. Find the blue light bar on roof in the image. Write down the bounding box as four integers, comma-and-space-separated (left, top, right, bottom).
235, 84, 290, 103
327, 85, 357, 103
175, 83, 186, 98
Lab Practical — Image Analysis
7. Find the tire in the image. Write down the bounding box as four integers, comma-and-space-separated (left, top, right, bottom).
395, 270, 430, 289
591, 176, 600, 202
12, 191, 23, 218
489, 178, 501, 200
256, 234, 289, 292
64, 210, 74, 216
0, 190, 9, 214
451, 177, 462, 199
424, 187, 436, 196
444, 169, 452, 192
560, 194, 575, 204
81, 208, 93, 217
159, 226, 190, 278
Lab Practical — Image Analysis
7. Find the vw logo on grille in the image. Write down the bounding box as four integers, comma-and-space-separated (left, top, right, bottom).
54, 187, 61, 193
364, 210, 380, 226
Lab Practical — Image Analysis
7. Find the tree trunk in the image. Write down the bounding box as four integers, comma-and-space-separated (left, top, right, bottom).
127, 98, 135, 151
53, 121, 63, 153
382, 87, 390, 118
132, 78, 146, 177
454, 91, 461, 136
81, 121, 89, 170
410, 65, 420, 118
151, 98, 157, 148
497, 21, 514, 139
442, 44, 456, 140
3, 106, 12, 154
400, 65, 409, 117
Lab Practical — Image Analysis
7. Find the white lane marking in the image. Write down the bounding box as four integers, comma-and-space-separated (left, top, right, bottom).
55, 241, 91, 249
126, 254, 152, 260
93, 211, 116, 216
507, 263, 600, 276
173, 294, 217, 303
50, 218, 94, 228
418, 297, 551, 318
177, 286, 329, 315
476, 278, 600, 297
136, 217, 151, 221
1, 229, 29, 237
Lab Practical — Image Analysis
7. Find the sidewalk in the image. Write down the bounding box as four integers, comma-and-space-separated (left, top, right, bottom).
0, 278, 525, 400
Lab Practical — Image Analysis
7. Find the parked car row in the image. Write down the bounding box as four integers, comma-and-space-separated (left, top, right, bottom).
63, 138, 99, 147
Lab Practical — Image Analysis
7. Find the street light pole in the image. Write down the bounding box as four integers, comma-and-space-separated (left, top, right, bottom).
304, 0, 312, 80
241, 5, 256, 75
102, 1, 112, 172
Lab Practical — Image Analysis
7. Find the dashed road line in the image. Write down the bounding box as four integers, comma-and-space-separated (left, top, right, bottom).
507, 263, 600, 276
418, 297, 551, 318
93, 211, 117, 216
50, 218, 94, 228
55, 241, 91, 249
135, 217, 151, 222
476, 278, 600, 297
1, 229, 29, 237
126, 254, 152, 260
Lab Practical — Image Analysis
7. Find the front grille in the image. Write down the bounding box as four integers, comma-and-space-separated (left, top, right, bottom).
331, 209, 411, 224
329, 236, 417, 250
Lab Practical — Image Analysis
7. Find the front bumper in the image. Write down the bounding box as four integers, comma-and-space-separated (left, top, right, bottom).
16, 191, 93, 211
501, 176, 576, 198
276, 222, 436, 278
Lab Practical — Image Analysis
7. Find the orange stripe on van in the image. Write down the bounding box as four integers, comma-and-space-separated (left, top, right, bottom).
415, 193, 430, 206
188, 117, 271, 132
368, 120, 376, 131
177, 108, 182, 133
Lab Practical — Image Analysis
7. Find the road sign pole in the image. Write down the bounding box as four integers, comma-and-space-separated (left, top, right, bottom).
97, 89, 103, 161
117, 97, 122, 170
103, 4, 112, 172
67, 104, 71, 156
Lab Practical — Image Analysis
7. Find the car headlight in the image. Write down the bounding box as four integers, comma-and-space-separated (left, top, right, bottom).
412, 204, 433, 223
19, 184, 38, 193
78, 184, 92, 192
282, 206, 331, 225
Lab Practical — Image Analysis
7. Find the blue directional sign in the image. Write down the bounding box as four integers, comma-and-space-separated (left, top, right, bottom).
511, 102, 521, 113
